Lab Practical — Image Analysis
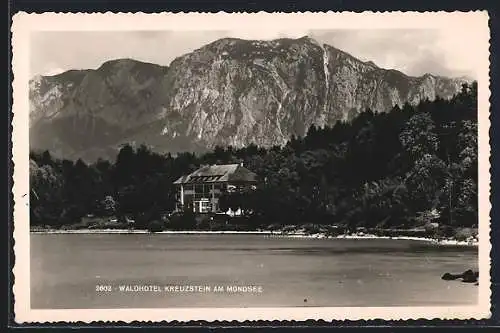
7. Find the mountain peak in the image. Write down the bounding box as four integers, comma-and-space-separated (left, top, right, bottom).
205, 35, 323, 51
98, 58, 144, 69
30, 74, 43, 83
296, 35, 320, 45
95, 58, 167, 78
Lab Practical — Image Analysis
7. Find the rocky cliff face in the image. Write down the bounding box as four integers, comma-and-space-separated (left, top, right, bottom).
29, 36, 467, 162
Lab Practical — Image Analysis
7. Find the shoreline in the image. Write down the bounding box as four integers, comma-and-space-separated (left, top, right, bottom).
29, 229, 478, 247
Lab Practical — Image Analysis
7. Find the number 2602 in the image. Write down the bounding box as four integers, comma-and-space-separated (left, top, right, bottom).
96, 285, 112, 292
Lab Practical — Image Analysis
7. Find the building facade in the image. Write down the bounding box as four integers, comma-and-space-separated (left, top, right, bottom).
173, 163, 258, 213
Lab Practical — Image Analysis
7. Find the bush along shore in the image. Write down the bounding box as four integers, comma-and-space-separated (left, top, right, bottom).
30, 212, 479, 247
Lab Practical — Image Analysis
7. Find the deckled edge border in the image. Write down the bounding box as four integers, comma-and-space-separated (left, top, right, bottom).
9, 10, 494, 326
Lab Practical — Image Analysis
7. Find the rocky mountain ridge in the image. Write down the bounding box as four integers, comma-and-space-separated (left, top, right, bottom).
29, 36, 468, 162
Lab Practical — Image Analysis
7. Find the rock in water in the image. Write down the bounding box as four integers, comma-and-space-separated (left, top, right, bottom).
462, 269, 479, 283
441, 273, 457, 281
441, 269, 478, 283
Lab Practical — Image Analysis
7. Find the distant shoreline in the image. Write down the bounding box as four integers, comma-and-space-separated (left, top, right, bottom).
30, 229, 478, 247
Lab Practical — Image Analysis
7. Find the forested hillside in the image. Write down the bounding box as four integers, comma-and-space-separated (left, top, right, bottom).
30, 82, 478, 232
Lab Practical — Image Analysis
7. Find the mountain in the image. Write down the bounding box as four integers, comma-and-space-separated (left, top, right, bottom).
29, 36, 468, 162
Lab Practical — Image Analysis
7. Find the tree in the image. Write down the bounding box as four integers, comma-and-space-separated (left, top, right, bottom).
30, 159, 65, 225
405, 153, 447, 213
399, 112, 439, 160
98, 195, 116, 217
113, 144, 136, 189
457, 120, 478, 176
346, 177, 409, 230
439, 120, 478, 227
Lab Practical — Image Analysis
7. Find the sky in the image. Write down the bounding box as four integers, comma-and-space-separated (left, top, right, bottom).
30, 29, 477, 79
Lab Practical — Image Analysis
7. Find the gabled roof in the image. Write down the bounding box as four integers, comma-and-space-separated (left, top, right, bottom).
173, 164, 258, 184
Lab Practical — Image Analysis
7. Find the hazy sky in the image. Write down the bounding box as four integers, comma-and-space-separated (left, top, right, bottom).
30, 29, 477, 79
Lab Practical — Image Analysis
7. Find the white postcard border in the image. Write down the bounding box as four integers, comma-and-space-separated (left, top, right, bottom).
11, 11, 492, 323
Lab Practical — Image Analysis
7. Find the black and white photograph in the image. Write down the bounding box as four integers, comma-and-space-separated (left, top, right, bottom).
11, 11, 491, 322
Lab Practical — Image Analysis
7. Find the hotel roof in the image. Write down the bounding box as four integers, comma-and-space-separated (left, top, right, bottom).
173, 163, 258, 184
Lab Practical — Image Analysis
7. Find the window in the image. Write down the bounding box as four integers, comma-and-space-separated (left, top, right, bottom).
184, 194, 194, 205
209, 183, 221, 194
200, 201, 211, 213
194, 200, 212, 213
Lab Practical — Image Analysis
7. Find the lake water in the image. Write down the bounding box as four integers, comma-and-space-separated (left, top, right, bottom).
30, 234, 478, 309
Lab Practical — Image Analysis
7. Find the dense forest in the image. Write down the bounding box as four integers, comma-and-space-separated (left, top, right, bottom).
30, 82, 478, 233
